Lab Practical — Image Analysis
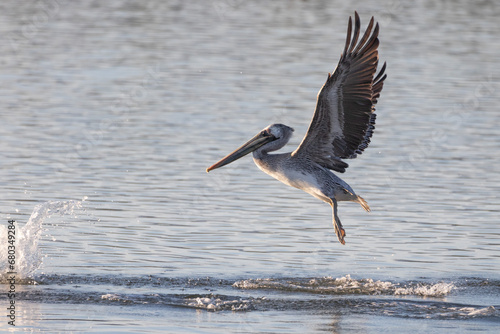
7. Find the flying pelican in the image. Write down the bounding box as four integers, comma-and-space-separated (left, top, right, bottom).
206, 12, 386, 245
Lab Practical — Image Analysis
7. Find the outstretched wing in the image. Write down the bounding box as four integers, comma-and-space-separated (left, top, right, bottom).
292, 11, 387, 173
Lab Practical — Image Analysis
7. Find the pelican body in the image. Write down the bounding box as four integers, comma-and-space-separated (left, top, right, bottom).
207, 12, 387, 245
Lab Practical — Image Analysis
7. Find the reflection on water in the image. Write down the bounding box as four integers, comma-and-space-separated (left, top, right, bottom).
0, 0, 499, 332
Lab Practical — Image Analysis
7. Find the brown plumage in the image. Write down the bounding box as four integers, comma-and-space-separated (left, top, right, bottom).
293, 11, 387, 173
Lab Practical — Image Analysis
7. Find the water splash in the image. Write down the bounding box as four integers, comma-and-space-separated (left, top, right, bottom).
233, 275, 455, 297
185, 295, 256, 311
394, 282, 455, 297
0, 200, 82, 280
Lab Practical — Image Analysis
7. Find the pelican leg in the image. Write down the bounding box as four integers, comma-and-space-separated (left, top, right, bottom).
329, 198, 346, 245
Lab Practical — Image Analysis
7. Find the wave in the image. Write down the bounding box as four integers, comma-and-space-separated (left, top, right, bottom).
233, 275, 455, 297
1, 273, 498, 321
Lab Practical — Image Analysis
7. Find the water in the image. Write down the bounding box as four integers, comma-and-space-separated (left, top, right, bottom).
1, 0, 499, 332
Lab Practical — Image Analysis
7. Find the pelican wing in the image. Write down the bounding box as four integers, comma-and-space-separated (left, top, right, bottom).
292, 12, 387, 173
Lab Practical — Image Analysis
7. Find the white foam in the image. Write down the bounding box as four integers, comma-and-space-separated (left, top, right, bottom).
434, 305, 499, 319
466, 306, 498, 317
233, 275, 456, 297
186, 295, 253, 311
101, 293, 121, 301
394, 282, 455, 297
233, 275, 395, 295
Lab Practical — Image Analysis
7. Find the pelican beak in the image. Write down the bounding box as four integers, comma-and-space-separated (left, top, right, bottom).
206, 131, 275, 172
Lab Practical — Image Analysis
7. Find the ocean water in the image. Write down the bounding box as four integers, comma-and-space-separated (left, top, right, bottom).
1, 1, 500, 333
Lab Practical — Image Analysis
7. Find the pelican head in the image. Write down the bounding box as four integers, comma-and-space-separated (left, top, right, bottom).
206, 123, 294, 172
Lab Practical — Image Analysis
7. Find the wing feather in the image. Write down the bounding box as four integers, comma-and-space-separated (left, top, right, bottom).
346, 13, 361, 54
292, 11, 387, 173
353, 17, 374, 54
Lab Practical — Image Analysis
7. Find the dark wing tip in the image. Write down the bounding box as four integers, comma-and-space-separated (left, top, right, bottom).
374, 61, 387, 83
347, 12, 361, 54
372, 62, 387, 105
342, 16, 353, 58
353, 16, 374, 55
339, 13, 387, 159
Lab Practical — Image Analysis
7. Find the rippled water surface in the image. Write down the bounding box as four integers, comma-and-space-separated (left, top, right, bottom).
1, 1, 499, 333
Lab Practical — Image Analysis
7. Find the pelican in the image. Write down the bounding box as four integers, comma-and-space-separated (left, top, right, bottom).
207, 12, 386, 245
